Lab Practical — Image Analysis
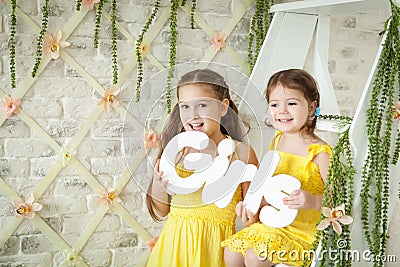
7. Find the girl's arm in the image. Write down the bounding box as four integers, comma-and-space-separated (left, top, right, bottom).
236, 143, 259, 197
283, 151, 331, 210
148, 159, 171, 218
236, 143, 259, 226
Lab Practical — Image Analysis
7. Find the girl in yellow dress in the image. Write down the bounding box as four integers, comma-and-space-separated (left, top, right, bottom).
222, 69, 332, 267
146, 69, 258, 267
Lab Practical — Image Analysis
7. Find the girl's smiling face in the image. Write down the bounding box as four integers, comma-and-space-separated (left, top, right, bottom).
268, 85, 315, 134
178, 83, 228, 140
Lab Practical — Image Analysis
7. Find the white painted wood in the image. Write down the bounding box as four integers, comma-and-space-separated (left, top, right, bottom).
270, 0, 389, 16
240, 1, 395, 266
348, 28, 400, 267
241, 12, 317, 128
312, 15, 340, 116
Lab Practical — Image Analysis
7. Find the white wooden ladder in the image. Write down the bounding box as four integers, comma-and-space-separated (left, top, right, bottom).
240, 1, 396, 266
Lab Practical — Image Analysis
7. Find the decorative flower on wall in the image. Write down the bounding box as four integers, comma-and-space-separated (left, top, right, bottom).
144, 130, 160, 149
82, 0, 100, 10
317, 204, 353, 235
392, 101, 400, 130
12, 193, 43, 218
43, 30, 71, 60
146, 236, 159, 252
140, 42, 150, 57
1, 95, 21, 118
210, 32, 227, 52
97, 85, 120, 113
96, 188, 122, 210
62, 249, 83, 266
60, 144, 77, 167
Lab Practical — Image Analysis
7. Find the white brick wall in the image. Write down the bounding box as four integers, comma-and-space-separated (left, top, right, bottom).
0, 0, 396, 266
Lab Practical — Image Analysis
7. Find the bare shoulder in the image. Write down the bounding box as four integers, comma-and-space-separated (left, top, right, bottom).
311, 134, 330, 146
235, 142, 259, 165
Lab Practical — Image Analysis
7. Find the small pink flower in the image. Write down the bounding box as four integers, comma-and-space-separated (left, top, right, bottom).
82, 0, 100, 10
12, 193, 43, 218
210, 32, 227, 52
43, 30, 71, 60
1, 95, 21, 118
97, 85, 120, 113
96, 188, 122, 210
146, 236, 159, 252
317, 204, 353, 235
392, 101, 400, 130
144, 130, 160, 149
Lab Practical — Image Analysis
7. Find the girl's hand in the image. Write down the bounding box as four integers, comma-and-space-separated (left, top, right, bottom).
282, 190, 320, 210
236, 201, 258, 226
152, 159, 175, 196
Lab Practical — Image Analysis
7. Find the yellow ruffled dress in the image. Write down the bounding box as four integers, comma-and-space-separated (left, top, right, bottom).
146, 164, 242, 267
221, 132, 332, 266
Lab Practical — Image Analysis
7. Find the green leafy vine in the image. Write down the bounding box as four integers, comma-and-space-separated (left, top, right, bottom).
303, 126, 355, 267
135, 0, 161, 102
360, 1, 400, 266
9, 0, 17, 89
31, 0, 50, 78
110, 0, 118, 85
166, 0, 179, 113
190, 0, 197, 29
248, 0, 274, 73
93, 0, 108, 49
76, 0, 81, 11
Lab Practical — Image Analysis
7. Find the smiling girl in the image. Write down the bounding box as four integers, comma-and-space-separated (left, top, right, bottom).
222, 69, 332, 267
146, 69, 258, 267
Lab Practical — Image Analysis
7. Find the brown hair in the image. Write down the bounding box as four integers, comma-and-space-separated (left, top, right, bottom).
265, 68, 320, 133
146, 69, 248, 221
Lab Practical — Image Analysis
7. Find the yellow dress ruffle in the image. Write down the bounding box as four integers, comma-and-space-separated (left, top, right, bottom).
221, 132, 332, 266
147, 164, 242, 267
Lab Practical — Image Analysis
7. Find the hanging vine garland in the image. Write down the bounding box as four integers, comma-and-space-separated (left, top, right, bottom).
165, 0, 179, 113
9, 0, 17, 89
76, 0, 81, 11
135, 0, 161, 102
93, 0, 108, 49
92, 0, 118, 84
190, 0, 197, 29
301, 116, 355, 267
110, 0, 118, 85
248, 0, 274, 73
360, 1, 400, 266
31, 0, 50, 78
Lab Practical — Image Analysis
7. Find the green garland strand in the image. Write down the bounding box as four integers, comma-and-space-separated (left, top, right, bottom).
248, 0, 273, 73
302, 127, 355, 267
360, 2, 400, 266
135, 0, 161, 102
190, 0, 197, 29
110, 0, 118, 85
393, 132, 400, 165
166, 0, 179, 113
93, 0, 108, 49
76, 0, 81, 11
9, 0, 17, 90
393, 76, 400, 167
31, 0, 50, 78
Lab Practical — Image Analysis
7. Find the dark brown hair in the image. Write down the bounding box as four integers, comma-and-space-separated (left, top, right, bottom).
146, 69, 248, 221
265, 68, 320, 133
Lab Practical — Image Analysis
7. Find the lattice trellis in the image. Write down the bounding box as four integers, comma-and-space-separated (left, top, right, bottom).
0, 0, 253, 265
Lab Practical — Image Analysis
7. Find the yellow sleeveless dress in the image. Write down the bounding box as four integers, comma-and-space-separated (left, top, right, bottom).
221, 132, 332, 266
146, 164, 242, 267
